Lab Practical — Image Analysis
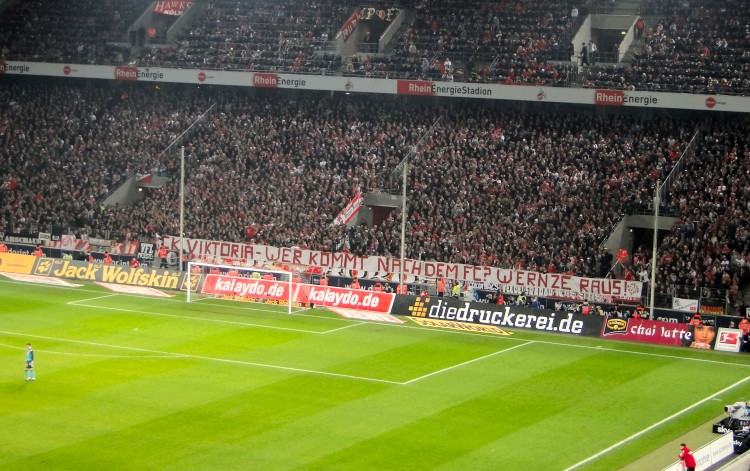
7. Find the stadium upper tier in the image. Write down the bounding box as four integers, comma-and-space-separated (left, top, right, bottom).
586, 0, 750, 95
1, 80, 749, 311
0, 0, 748, 94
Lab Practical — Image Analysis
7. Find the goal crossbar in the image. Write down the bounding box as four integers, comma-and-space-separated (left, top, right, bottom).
187, 261, 296, 315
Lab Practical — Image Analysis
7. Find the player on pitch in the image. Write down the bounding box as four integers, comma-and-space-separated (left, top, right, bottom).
25, 343, 36, 382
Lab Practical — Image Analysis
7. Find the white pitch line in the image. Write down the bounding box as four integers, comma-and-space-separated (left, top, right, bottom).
1, 278, 341, 322
4, 279, 749, 371
321, 322, 367, 334
562, 374, 750, 471
0, 342, 177, 359
400, 341, 534, 385
68, 294, 119, 305
0, 330, 402, 385
534, 339, 750, 370
72, 302, 328, 334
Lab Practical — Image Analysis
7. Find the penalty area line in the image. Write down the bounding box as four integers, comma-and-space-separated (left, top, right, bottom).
70, 301, 328, 334
68, 294, 119, 305
0, 330, 403, 385
0, 342, 178, 359
401, 341, 535, 385
321, 322, 367, 334
562, 374, 750, 471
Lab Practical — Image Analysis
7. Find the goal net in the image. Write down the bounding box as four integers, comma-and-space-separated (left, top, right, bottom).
186, 261, 307, 315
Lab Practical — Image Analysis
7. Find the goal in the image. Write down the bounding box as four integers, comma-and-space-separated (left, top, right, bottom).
186, 261, 304, 315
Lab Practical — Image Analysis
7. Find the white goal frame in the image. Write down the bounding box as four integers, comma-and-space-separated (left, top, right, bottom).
187, 261, 295, 315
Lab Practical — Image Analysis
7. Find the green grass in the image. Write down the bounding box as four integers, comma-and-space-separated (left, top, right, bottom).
1, 277, 748, 470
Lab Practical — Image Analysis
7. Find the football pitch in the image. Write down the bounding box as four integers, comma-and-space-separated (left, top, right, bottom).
1, 277, 749, 470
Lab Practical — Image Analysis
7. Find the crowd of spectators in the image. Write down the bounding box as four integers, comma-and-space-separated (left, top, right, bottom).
0, 0, 150, 64
0, 80, 215, 238
0, 0, 749, 95
100, 93, 686, 282
652, 121, 750, 310
585, 0, 750, 95
345, 0, 578, 86
1, 79, 749, 308
136, 0, 349, 74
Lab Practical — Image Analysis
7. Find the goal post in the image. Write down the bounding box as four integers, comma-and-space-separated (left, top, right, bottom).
186, 261, 300, 314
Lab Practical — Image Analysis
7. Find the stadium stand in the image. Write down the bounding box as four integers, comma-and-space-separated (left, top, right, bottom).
1, 0, 748, 95
2, 76, 748, 312
136, 0, 348, 73
346, 0, 578, 85
0, 0, 150, 64
0, 1, 749, 312
586, 0, 750, 95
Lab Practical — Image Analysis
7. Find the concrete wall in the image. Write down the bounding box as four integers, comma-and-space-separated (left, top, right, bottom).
591, 14, 636, 29
718, 451, 750, 471
602, 214, 678, 254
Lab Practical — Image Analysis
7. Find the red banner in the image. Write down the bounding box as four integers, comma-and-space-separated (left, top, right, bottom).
202, 274, 290, 302
341, 9, 361, 42
397, 80, 435, 96
200, 274, 394, 312
153, 1, 192, 16
163, 235, 644, 302
600, 317, 691, 346
297, 285, 393, 312
332, 193, 364, 226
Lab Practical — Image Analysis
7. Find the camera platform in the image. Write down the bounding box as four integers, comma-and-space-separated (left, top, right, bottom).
712, 416, 750, 454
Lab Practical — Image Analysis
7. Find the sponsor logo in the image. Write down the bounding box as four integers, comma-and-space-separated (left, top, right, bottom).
115, 66, 138, 80
397, 80, 435, 96
33, 258, 55, 276
198, 71, 206, 82
251, 73, 307, 88
604, 317, 628, 334
409, 317, 512, 336
182, 273, 201, 291
715, 328, 742, 352
45, 259, 182, 289
431, 84, 492, 97
409, 297, 430, 317
601, 318, 692, 345
406, 299, 587, 334
1, 255, 39, 274
254, 73, 278, 88
704, 97, 728, 109
208, 276, 287, 299
716, 425, 731, 434
306, 286, 384, 309
0, 62, 30, 74
63, 65, 72, 75
594, 89, 658, 106
537, 89, 546, 101
720, 331, 739, 345
595, 89, 624, 105
114, 67, 165, 81
345, 80, 353, 91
